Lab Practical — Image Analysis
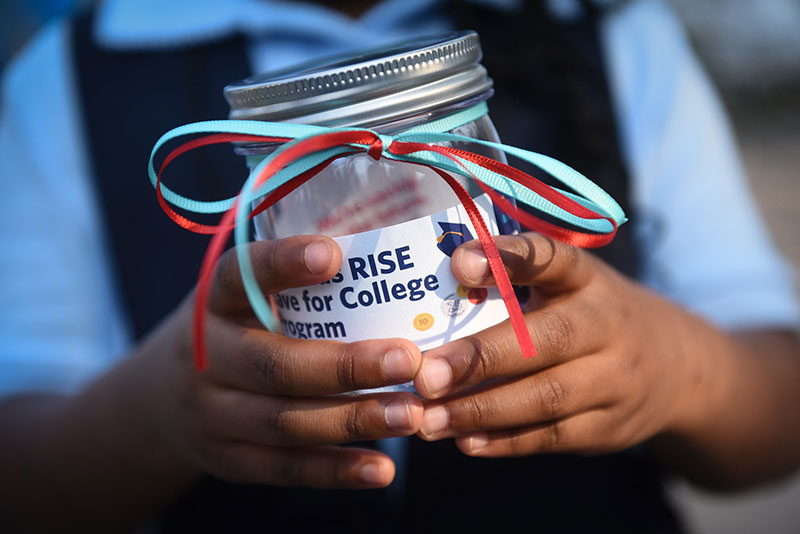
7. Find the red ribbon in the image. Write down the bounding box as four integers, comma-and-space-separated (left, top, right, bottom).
154, 130, 616, 370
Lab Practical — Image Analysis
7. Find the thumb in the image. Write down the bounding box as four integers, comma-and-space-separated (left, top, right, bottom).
450, 232, 596, 294
210, 235, 342, 315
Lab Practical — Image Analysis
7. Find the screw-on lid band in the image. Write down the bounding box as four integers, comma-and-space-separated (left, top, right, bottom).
224, 31, 492, 128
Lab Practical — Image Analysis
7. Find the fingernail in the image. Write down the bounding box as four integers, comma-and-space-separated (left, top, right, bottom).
360, 463, 385, 485
469, 433, 489, 453
420, 358, 452, 397
385, 398, 413, 431
382, 347, 414, 382
421, 405, 450, 437
460, 248, 489, 284
304, 240, 332, 274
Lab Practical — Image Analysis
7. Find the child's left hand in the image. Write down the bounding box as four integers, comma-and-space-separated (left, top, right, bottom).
414, 232, 713, 457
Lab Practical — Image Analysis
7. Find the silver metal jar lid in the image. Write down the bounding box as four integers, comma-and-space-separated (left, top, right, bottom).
224, 31, 492, 128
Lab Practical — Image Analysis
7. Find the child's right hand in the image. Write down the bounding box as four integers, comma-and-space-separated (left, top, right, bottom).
133, 235, 423, 489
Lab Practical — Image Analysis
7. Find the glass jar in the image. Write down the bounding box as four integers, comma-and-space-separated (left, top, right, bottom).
225, 31, 515, 239
223, 32, 517, 365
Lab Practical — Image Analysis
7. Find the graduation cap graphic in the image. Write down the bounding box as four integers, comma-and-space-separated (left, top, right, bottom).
436, 221, 473, 257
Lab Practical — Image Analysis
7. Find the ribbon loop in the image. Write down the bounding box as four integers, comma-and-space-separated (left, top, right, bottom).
148, 103, 626, 370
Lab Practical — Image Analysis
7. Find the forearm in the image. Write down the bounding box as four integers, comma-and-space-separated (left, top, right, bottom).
0, 343, 199, 530
650, 324, 800, 490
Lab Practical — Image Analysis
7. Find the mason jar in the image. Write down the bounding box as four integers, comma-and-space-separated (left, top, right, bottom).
223, 31, 518, 369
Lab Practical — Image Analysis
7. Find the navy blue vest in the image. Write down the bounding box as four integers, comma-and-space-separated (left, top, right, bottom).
72, 3, 679, 532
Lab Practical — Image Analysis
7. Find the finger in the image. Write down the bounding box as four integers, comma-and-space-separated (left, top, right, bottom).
451, 232, 597, 294
418, 357, 610, 440
209, 389, 423, 446
454, 409, 613, 458
207, 321, 422, 395
214, 443, 395, 489
210, 235, 342, 315
414, 299, 607, 398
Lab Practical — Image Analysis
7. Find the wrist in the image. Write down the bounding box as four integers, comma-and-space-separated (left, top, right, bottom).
656, 307, 729, 441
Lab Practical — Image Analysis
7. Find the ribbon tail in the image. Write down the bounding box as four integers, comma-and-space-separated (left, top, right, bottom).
424, 165, 536, 358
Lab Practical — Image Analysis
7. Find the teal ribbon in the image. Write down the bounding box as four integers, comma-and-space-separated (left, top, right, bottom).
149, 102, 626, 334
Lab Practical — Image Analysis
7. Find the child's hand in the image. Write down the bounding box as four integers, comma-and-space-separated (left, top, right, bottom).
136, 235, 423, 489
414, 232, 706, 457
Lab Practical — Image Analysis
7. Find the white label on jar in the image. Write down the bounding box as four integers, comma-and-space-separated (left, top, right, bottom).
274, 194, 508, 350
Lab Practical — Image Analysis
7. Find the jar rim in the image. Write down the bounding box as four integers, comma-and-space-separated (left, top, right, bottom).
224, 30, 493, 128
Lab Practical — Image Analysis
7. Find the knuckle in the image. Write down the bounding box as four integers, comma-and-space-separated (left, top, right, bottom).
505, 234, 534, 274
263, 399, 292, 441
538, 310, 575, 360
335, 347, 358, 390
544, 420, 563, 452
462, 395, 494, 431
253, 343, 291, 391
460, 336, 499, 385
535, 375, 568, 420
342, 402, 369, 441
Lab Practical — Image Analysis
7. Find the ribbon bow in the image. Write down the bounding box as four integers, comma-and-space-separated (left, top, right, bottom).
148, 102, 625, 370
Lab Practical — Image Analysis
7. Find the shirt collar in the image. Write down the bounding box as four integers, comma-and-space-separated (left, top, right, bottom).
94, 0, 522, 50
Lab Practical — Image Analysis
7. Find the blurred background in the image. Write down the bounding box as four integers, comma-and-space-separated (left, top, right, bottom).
665, 2, 800, 533
2, 0, 799, 532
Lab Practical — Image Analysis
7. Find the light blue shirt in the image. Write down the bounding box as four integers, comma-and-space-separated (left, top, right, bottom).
1, 0, 798, 399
